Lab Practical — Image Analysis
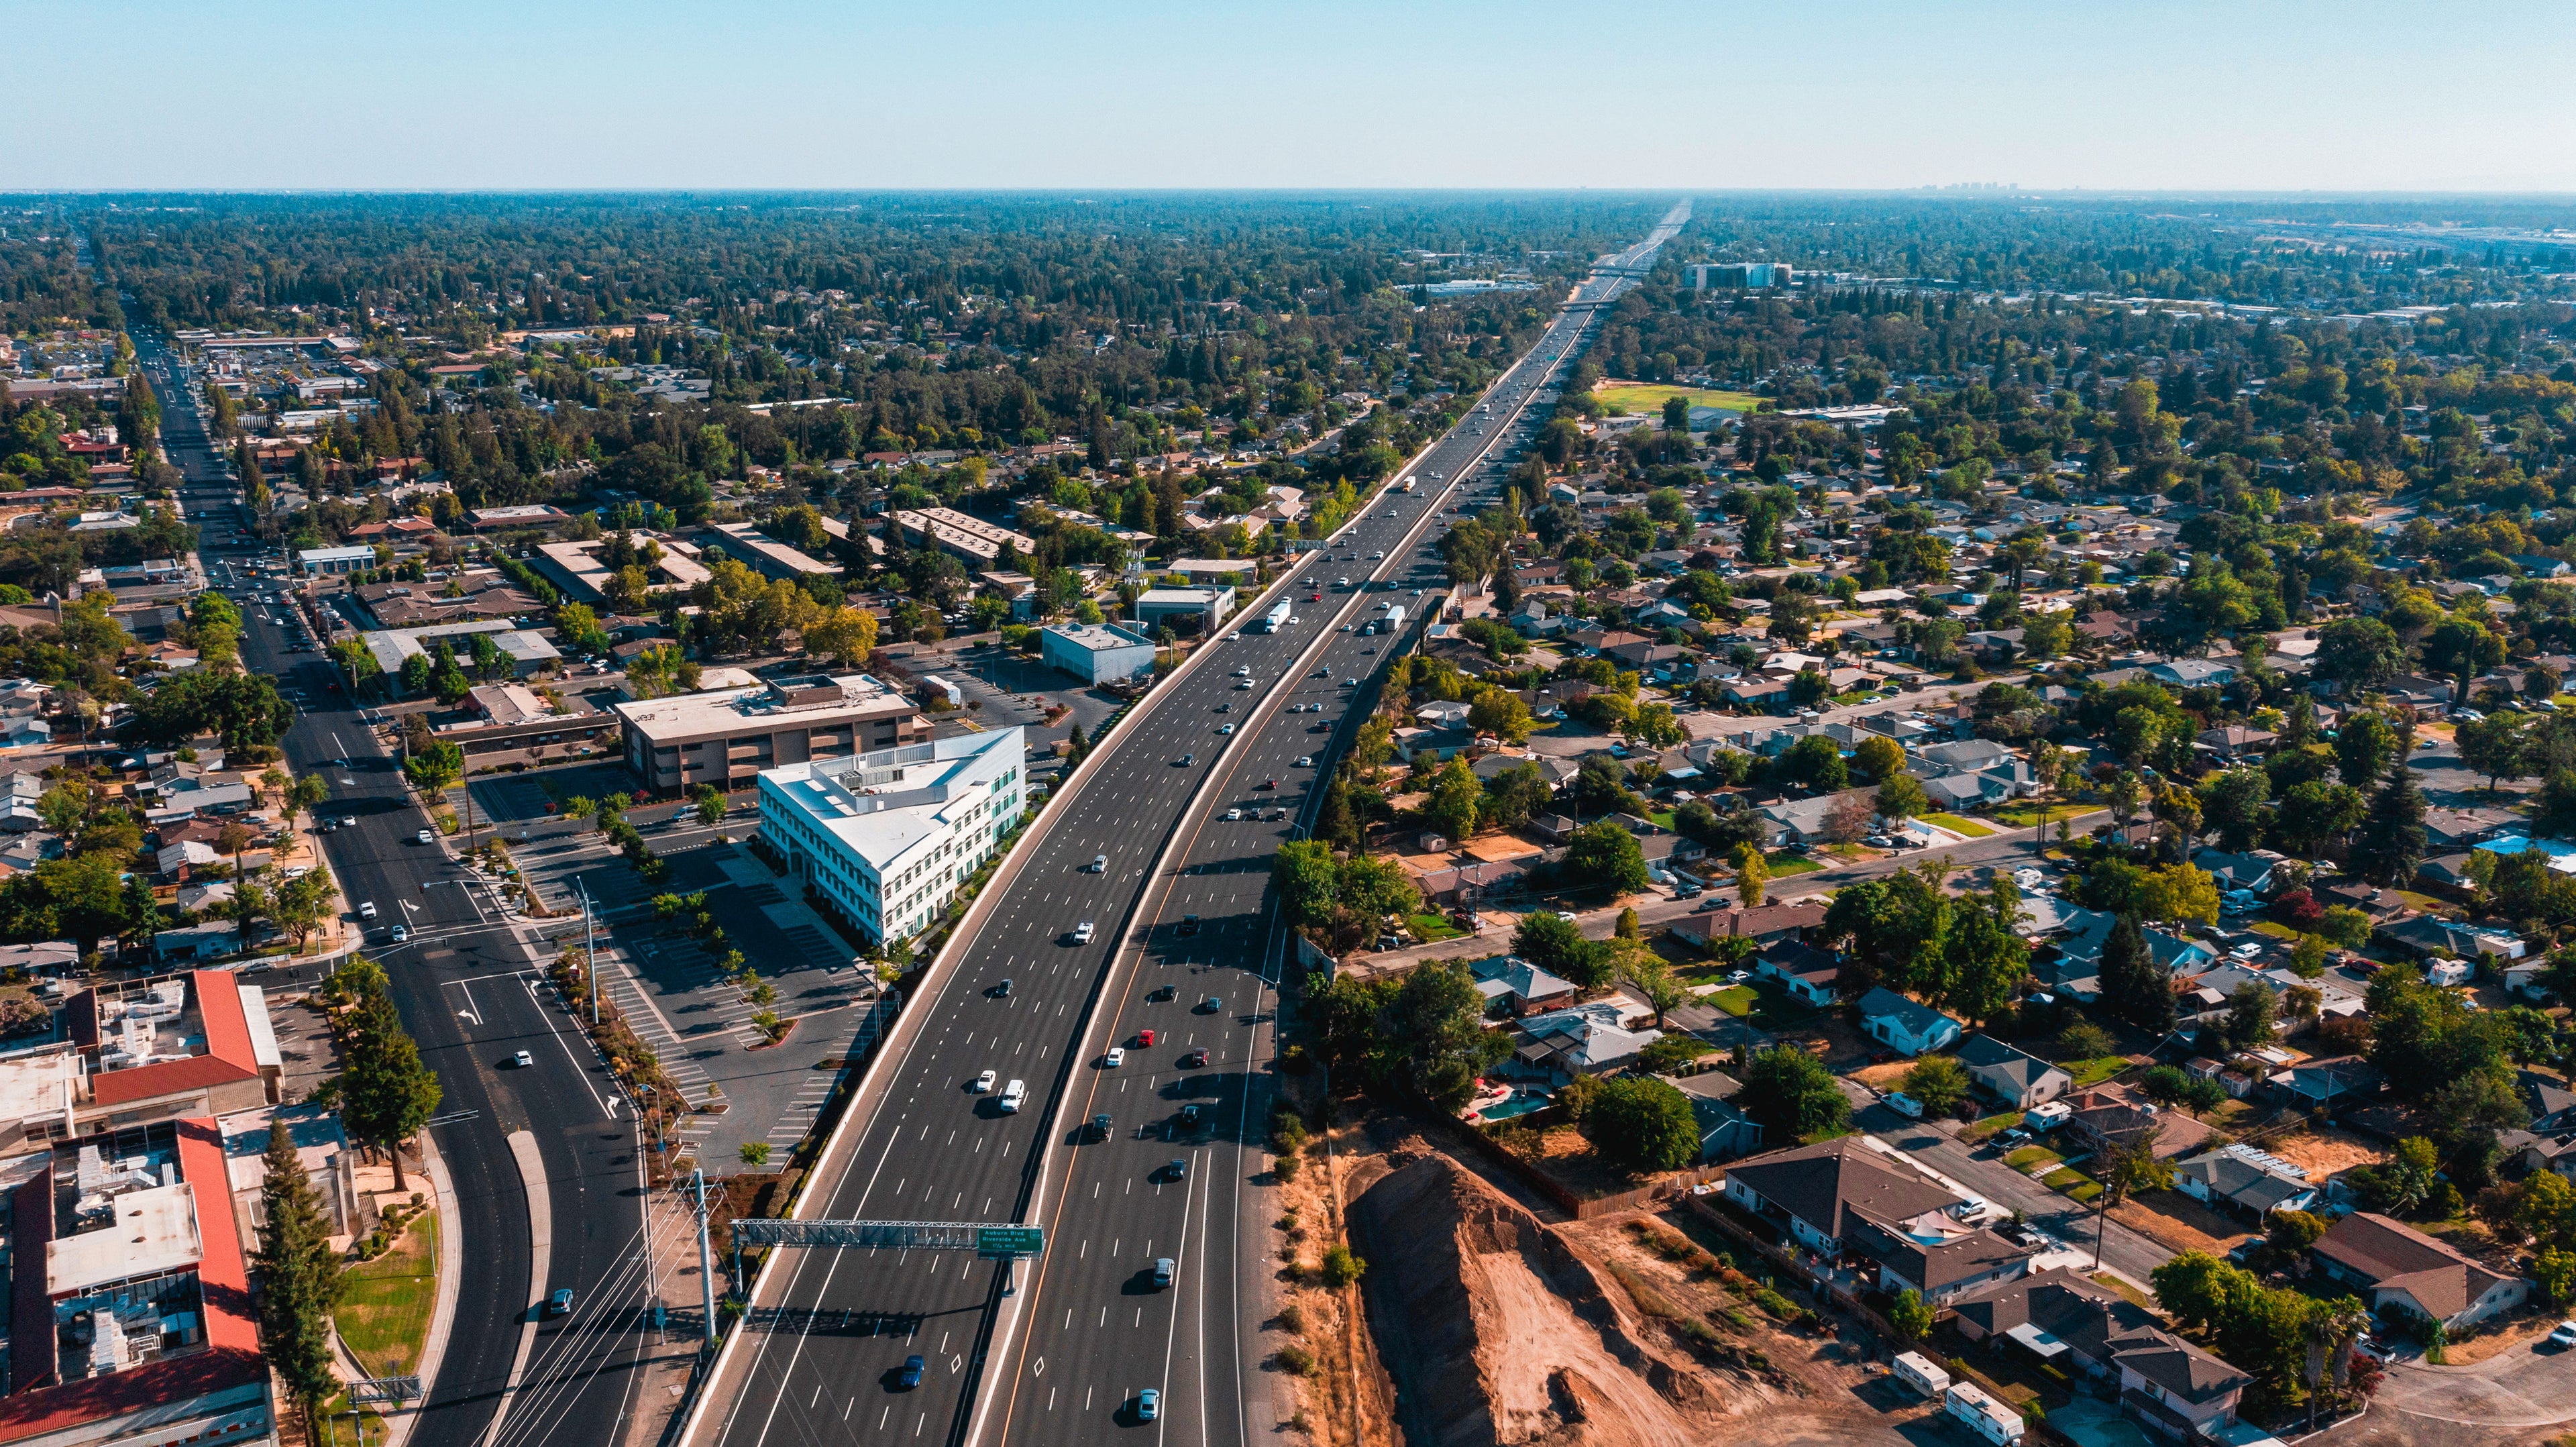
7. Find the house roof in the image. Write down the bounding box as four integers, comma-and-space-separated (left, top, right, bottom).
2314, 1212, 2517, 1322
1955, 1034, 2070, 1091
2174, 1148, 2312, 1212
1854, 986, 1960, 1040
1723, 1136, 1960, 1240
1693, 900, 1827, 939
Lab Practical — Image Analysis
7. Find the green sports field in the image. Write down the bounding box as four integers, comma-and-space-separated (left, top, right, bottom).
1593, 383, 1765, 417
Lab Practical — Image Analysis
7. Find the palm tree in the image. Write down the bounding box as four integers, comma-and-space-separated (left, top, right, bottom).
2304, 1295, 2375, 1430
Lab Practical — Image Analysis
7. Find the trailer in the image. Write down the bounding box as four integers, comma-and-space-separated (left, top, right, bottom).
1366, 604, 1408, 637
1253, 600, 1293, 634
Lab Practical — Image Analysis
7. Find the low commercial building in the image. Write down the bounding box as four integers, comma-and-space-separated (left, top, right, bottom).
0, 973, 283, 1153
703, 521, 842, 583
1134, 586, 1235, 632
531, 535, 711, 602
1039, 623, 1156, 685
296, 545, 374, 576
615, 672, 926, 795
892, 507, 1034, 567
757, 728, 1027, 944
465, 504, 573, 533
0, 1119, 275, 1447
360, 621, 561, 681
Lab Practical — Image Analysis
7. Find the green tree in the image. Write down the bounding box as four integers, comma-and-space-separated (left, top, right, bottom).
1580, 1077, 1699, 1175
1874, 771, 1929, 826
2092, 1130, 2174, 1267
694, 782, 728, 826
1272, 841, 1341, 928
1887, 1288, 1934, 1345
2098, 913, 2176, 1035
2351, 768, 2428, 886
2197, 766, 2270, 853
2274, 781, 2365, 855
2333, 710, 2402, 790
2455, 713, 2532, 797
1424, 756, 1483, 843
1937, 879, 2029, 1024
1379, 962, 1508, 1109
1900, 1054, 1972, 1117
1564, 820, 1651, 899
252, 1113, 345, 1442
1739, 1043, 1851, 1141
403, 739, 465, 794
1853, 734, 1907, 784
2424, 616, 2506, 702
1514, 911, 1613, 989
2314, 617, 2405, 695
341, 992, 443, 1191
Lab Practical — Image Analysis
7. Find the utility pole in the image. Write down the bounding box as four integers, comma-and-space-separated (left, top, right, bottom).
579, 876, 598, 1024
692, 1169, 718, 1347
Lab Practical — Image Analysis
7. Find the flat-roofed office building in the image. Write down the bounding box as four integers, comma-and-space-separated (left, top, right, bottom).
758, 728, 1026, 943
614, 672, 926, 795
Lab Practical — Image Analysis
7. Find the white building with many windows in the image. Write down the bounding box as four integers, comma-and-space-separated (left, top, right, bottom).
756, 728, 1026, 944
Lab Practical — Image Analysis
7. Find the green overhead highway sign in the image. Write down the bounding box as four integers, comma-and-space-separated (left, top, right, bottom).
977, 1226, 1044, 1259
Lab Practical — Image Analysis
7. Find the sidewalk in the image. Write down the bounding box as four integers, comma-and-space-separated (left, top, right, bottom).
616, 1183, 725, 1447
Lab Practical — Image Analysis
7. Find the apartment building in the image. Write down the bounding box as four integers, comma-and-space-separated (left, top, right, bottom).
890, 507, 1035, 567
615, 673, 927, 795
757, 728, 1026, 944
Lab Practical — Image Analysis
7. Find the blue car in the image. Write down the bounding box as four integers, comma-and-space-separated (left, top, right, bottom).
899, 1354, 926, 1389
547, 1287, 572, 1317
1137, 1388, 1160, 1422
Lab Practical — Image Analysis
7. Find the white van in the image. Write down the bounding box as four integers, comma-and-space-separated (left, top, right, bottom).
999, 1079, 1027, 1113
1885, 1091, 1925, 1119
1891, 1351, 1951, 1398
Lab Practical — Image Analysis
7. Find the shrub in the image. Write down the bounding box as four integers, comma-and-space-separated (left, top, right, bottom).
1273, 1345, 1316, 1376
1276, 1303, 1305, 1334
1320, 1245, 1365, 1288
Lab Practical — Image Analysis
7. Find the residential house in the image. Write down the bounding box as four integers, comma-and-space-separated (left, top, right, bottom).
1721, 1137, 2030, 1304
1950, 1269, 2252, 1442
2147, 659, 2236, 688
2061, 1085, 2212, 1161
2267, 1055, 2382, 1110
1752, 940, 1840, 1007
2191, 848, 2279, 895
1854, 987, 1963, 1058
1758, 788, 1881, 847
1469, 956, 1578, 1018
1507, 1002, 1661, 1083
2310, 1212, 2528, 1330
2380, 915, 2526, 963
2421, 806, 2518, 852
2171, 1144, 2319, 1220
1668, 900, 1826, 951
1666, 1071, 1764, 1163
1955, 1034, 2074, 1109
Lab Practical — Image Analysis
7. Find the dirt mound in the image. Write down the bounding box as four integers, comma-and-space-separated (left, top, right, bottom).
1350, 1152, 1776, 1447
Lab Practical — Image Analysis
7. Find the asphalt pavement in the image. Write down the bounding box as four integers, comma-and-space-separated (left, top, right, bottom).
687, 202, 1690, 1447
131, 327, 667, 1447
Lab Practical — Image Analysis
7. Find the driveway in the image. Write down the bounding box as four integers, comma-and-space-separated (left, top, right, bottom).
2332, 1338, 2576, 1444
1866, 1106, 2176, 1291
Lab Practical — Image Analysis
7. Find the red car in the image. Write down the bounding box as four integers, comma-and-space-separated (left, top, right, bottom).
1180, 1049, 1208, 1068
1256, 778, 1277, 790
1136, 1028, 1156, 1047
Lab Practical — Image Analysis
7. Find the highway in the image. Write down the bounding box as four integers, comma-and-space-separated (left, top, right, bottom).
692, 200, 1689, 1447
126, 331, 668, 1447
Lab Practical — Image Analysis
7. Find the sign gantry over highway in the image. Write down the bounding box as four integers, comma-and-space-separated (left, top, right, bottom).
730, 1218, 1046, 1259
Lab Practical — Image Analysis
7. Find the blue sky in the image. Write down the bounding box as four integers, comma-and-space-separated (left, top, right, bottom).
5, 1, 2572, 192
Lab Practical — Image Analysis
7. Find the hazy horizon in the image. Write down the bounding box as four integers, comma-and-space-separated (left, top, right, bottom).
5, 0, 2573, 194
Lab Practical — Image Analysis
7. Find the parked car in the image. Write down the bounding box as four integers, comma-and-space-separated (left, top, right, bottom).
1886, 1091, 1925, 1119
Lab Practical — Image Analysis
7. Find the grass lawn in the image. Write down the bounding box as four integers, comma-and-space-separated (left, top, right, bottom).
2063, 1054, 2131, 1088
2396, 890, 2450, 913
1646, 810, 1676, 829
1921, 812, 1997, 838
1960, 1111, 2023, 1145
1710, 985, 1758, 1016
2004, 1144, 2064, 1172
1985, 802, 2091, 829
1593, 382, 1766, 416
2043, 1166, 2104, 1203
337, 1214, 438, 1377
1725, 977, 1822, 1030
1764, 852, 1825, 875
1405, 912, 1463, 943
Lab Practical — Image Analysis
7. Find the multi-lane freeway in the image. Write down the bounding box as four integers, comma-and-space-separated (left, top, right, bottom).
123, 327, 669, 1447
691, 201, 1688, 1447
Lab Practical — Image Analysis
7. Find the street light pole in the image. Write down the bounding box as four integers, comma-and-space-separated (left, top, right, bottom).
692, 1169, 718, 1347
579, 877, 598, 1025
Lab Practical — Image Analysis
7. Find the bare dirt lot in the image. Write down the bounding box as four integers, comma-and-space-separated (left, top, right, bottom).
1342, 1120, 1937, 1447
2262, 1128, 2390, 1177
2110, 1189, 2247, 1256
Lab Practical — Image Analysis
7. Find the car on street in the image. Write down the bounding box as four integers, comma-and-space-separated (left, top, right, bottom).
1224, 807, 1244, 820
898, 1354, 926, 1388
972, 1069, 997, 1093
1232, 665, 1250, 677
417, 828, 435, 845
1295, 755, 1312, 766
994, 977, 1013, 997
1216, 723, 1234, 735
1136, 1389, 1159, 1422
1000, 1079, 1027, 1112
390, 924, 409, 943
2549, 1321, 2576, 1351
1177, 753, 1193, 766
547, 1287, 573, 1317
1091, 1112, 1113, 1140
1885, 1091, 1925, 1118
1181, 1048, 1207, 1067
1153, 1256, 1175, 1287
1136, 1028, 1156, 1046
1089, 854, 1108, 872
1073, 921, 1096, 945
358, 901, 378, 919
1104, 1047, 1126, 1067
1200, 995, 1222, 1013
513, 1049, 534, 1068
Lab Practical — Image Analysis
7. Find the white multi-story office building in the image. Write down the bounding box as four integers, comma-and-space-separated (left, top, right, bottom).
757, 727, 1026, 945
